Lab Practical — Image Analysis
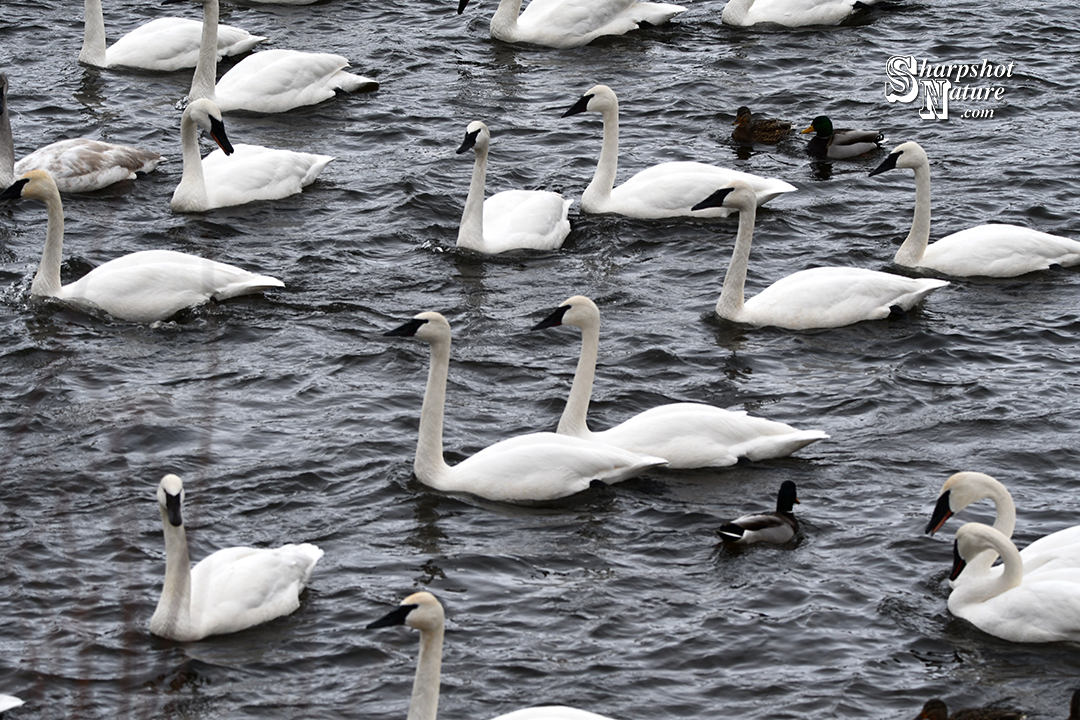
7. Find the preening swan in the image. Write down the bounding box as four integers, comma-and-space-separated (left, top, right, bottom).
531, 295, 828, 467
721, 0, 881, 27
869, 141, 1080, 277
945, 522, 1080, 643
456, 121, 572, 254
694, 182, 949, 330
800, 115, 884, 159
1, 73, 161, 193
80, 0, 265, 70
457, 0, 686, 48
149, 474, 323, 642
368, 592, 622, 720
717, 480, 800, 545
384, 311, 666, 503
915, 698, 1024, 720
1, 170, 284, 323
732, 106, 791, 145
171, 99, 333, 212
562, 85, 796, 218
188, 0, 377, 113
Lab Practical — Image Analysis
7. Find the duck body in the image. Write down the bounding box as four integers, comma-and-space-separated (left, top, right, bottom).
717, 480, 799, 545
722, 0, 878, 27
801, 116, 883, 159
732, 106, 791, 144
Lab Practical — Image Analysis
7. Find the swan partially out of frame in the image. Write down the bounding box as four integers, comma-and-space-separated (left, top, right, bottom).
721, 0, 881, 27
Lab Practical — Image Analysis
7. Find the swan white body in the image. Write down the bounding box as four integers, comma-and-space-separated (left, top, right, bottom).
562, 85, 796, 218
459, 0, 685, 48
870, 141, 1080, 277
457, 121, 571, 254
721, 0, 879, 27
369, 592, 622, 720
697, 182, 948, 330
80, 0, 265, 71
149, 474, 323, 642
532, 295, 828, 467
171, 99, 333, 212
1, 170, 284, 323
0, 695, 24, 713
385, 312, 667, 503
946, 522, 1080, 643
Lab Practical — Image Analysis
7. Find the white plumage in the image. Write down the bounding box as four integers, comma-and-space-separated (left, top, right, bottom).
721, 0, 881, 27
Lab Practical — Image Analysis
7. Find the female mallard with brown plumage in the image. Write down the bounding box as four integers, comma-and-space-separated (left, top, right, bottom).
732, 106, 792, 144
915, 699, 1024, 720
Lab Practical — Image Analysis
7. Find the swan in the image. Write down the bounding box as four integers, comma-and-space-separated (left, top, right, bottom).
171, 99, 333, 212
0, 695, 24, 715
561, 85, 796, 218
456, 121, 572, 254
368, 592, 621, 720
384, 311, 667, 503
530, 295, 828, 467
692, 181, 949, 329
717, 480, 800, 545
80, 0, 265, 71
149, 474, 323, 642
456, 0, 686, 48
800, 116, 884, 159
188, 0, 377, 114
732, 106, 791, 144
945, 522, 1080, 643
870, 141, 1080, 277
1, 170, 284, 323
721, 0, 881, 27
915, 699, 1024, 720
1, 72, 162, 193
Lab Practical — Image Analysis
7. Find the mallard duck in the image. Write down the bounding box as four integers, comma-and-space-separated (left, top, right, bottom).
732, 106, 792, 144
801, 115, 884, 159
717, 480, 800, 545
916, 699, 1025, 720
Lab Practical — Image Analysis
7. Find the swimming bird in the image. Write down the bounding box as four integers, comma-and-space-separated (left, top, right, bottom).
717, 480, 800, 545
456, 121, 572, 254
384, 311, 667, 503
171, 99, 333, 212
869, 141, 1080, 277
692, 181, 949, 329
531, 295, 828, 467
457, 0, 686, 48
915, 698, 1025, 720
80, 0, 265, 71
0, 695, 24, 716
561, 85, 796, 218
721, 0, 881, 27
1066, 690, 1080, 720
800, 116, 884, 159
150, 474, 323, 642
731, 106, 791, 144
1, 170, 284, 323
368, 591, 623, 720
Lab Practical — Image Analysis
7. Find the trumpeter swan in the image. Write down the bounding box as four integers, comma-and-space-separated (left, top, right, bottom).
0, 170, 284, 323
731, 106, 791, 144
721, 0, 881, 27
456, 121, 572, 254
149, 474, 323, 642
531, 295, 828, 467
561, 85, 795, 218
384, 311, 666, 503
800, 116, 884, 159
171, 99, 333, 212
717, 480, 800, 545
368, 592, 622, 720
869, 141, 1080, 277
457, 0, 685, 48
915, 699, 1024, 720
692, 181, 949, 329
80, 0, 264, 70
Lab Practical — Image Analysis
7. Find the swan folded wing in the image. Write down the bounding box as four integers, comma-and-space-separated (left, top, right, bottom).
202, 144, 332, 208
15, 139, 162, 193
729, 0, 863, 27
1022, 525, 1080, 561
925, 224, 1080, 277
615, 162, 794, 217
106, 18, 265, 71
216, 50, 371, 113
491, 708, 621, 720
481, 190, 571, 252
950, 574, 1080, 643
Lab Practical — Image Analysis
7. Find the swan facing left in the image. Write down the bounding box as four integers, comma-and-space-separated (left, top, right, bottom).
0, 170, 285, 323
150, 474, 323, 642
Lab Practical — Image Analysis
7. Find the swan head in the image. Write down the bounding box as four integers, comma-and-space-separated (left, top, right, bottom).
562, 84, 618, 118
800, 115, 833, 137
456, 120, 491, 155
531, 295, 599, 332
869, 141, 927, 177
925, 471, 1001, 535
690, 180, 755, 213
0, 169, 58, 204
384, 311, 452, 346
183, 98, 234, 156
156, 474, 186, 527
367, 591, 444, 633
776, 480, 800, 513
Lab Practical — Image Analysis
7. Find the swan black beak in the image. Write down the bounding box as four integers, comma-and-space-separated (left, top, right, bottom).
209, 114, 234, 156
531, 304, 571, 331
925, 491, 953, 535
457, 0, 470, 14
690, 186, 734, 212
367, 602, 418, 629
165, 491, 183, 527
948, 539, 967, 581
384, 317, 428, 337
0, 178, 29, 201
562, 93, 593, 118
457, 128, 481, 154
869, 150, 901, 177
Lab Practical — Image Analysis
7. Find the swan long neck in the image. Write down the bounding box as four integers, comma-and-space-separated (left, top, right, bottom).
557, 321, 599, 438
414, 337, 452, 487
153, 509, 193, 636
716, 203, 756, 319
970, 529, 1024, 600
894, 161, 931, 266
407, 622, 444, 720
175, 110, 209, 209
489, 0, 524, 41
80, 0, 107, 67
582, 104, 620, 211
965, 479, 1018, 576
189, 0, 219, 102
457, 144, 487, 251
1, 89, 13, 186
29, 186, 66, 298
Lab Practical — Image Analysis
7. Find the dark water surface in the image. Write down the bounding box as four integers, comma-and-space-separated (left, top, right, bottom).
1, 0, 1079, 718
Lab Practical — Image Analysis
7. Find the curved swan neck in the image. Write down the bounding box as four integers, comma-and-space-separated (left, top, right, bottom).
29, 185, 66, 298
582, 103, 620, 211
407, 622, 444, 720
968, 529, 1024, 599
457, 144, 488, 251
716, 202, 756, 318
175, 110, 209, 209
153, 509, 193, 636
80, 0, 107, 67
189, 0, 219, 102
489, 0, 524, 41
558, 320, 599, 437
1, 84, 13, 186
414, 337, 453, 486
895, 161, 931, 266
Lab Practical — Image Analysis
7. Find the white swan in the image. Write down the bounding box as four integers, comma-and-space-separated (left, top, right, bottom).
0, 695, 24, 715
531, 295, 828, 467
717, 480, 800, 545
1, 170, 284, 323
1, 72, 162, 193
384, 312, 667, 503
561, 85, 796, 218
946, 522, 1080, 643
188, 0, 377, 114
369, 592, 621, 720
721, 0, 881, 27
80, 0, 265, 71
870, 141, 1080, 277
149, 474, 323, 642
456, 121, 572, 254
693, 181, 949, 329
171, 99, 333, 212
457, 0, 685, 48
